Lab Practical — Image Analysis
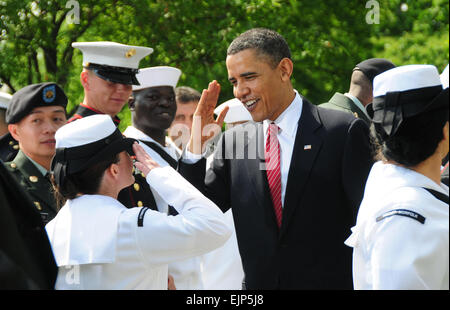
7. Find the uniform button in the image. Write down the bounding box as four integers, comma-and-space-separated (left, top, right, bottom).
133, 183, 140, 191
141, 172, 145, 178
34, 201, 42, 211
13, 145, 19, 150
9, 141, 14, 145
137, 201, 143, 207
10, 163, 17, 169
29, 175, 39, 183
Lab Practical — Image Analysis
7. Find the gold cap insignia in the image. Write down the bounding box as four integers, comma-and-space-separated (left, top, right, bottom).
125, 48, 136, 58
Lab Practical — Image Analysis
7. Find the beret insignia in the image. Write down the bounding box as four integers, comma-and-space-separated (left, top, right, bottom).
43, 85, 56, 103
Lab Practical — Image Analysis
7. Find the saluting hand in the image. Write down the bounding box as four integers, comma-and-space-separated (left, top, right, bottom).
188, 80, 229, 154
132, 142, 160, 176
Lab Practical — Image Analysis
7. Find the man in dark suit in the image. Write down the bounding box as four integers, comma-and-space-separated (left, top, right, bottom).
179, 28, 373, 289
320, 58, 395, 125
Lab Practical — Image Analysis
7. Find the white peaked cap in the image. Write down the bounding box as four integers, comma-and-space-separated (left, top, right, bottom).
441, 64, 449, 89
214, 98, 252, 123
56, 114, 117, 148
373, 64, 442, 97
72, 41, 153, 69
132, 66, 182, 91
0, 91, 12, 109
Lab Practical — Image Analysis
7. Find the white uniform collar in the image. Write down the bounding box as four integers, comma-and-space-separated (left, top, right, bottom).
367, 161, 449, 196
45, 194, 125, 266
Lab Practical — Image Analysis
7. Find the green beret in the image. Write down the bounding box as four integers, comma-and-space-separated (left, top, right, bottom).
6, 83, 67, 124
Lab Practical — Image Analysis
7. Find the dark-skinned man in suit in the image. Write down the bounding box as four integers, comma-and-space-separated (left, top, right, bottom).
179, 28, 374, 289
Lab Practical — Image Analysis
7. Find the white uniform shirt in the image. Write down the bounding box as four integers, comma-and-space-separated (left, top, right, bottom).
45, 167, 231, 290
345, 162, 449, 290
123, 126, 205, 290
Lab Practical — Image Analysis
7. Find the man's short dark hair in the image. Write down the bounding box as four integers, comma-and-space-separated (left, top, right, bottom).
371, 107, 449, 167
175, 86, 201, 104
227, 28, 291, 68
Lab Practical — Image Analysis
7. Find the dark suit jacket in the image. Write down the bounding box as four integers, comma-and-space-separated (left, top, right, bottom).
179, 98, 373, 289
320, 92, 371, 125
0, 161, 57, 289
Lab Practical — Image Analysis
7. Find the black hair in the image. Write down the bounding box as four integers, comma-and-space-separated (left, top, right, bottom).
227, 28, 291, 68
52, 153, 120, 210
371, 107, 449, 167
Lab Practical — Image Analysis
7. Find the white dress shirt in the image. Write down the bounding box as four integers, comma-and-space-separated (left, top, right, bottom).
345, 162, 449, 289
45, 167, 231, 289
263, 90, 302, 207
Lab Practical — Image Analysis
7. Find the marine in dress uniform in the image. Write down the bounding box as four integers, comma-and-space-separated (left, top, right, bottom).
5, 83, 68, 224
67, 41, 153, 124
345, 65, 449, 289
320, 58, 395, 125
45, 115, 230, 289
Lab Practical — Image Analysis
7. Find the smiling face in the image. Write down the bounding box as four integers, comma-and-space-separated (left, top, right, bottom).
226, 48, 293, 122
9, 105, 67, 168
131, 86, 177, 133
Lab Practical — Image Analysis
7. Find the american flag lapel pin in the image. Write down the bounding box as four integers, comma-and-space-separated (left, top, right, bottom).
304, 144, 312, 150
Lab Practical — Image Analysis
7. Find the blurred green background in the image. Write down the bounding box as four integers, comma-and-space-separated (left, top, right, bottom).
1, 0, 448, 131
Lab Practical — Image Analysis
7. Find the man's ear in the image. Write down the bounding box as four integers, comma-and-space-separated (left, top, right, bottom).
278, 57, 294, 82
80, 71, 89, 90
8, 124, 19, 141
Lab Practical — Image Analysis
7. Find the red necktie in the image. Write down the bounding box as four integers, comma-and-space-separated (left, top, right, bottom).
265, 123, 282, 228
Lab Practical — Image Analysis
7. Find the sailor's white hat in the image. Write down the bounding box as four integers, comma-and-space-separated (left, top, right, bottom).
214, 98, 252, 124
0, 91, 12, 109
132, 66, 182, 91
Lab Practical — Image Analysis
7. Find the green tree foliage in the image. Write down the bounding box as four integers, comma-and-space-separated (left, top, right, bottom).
1, 0, 448, 131
371, 0, 449, 72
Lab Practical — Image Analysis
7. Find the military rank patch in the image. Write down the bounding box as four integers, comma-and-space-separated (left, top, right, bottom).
376, 209, 426, 224
43, 85, 56, 103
